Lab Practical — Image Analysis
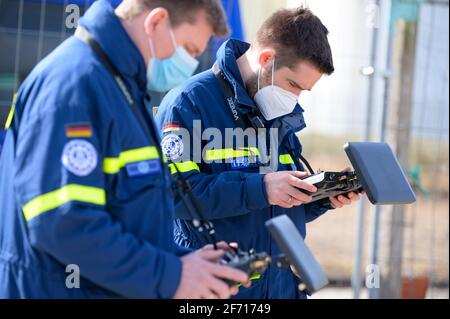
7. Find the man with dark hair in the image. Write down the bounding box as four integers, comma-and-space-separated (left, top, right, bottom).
255, 8, 334, 75
156, 7, 361, 299
0, 0, 248, 299
120, 0, 229, 38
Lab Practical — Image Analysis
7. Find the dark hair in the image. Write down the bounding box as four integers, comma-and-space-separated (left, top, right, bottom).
127, 0, 229, 37
255, 7, 334, 75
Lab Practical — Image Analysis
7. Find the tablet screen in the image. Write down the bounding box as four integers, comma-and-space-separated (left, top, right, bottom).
344, 142, 416, 205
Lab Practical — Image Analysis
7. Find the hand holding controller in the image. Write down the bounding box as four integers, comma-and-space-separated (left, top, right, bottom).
300, 171, 364, 204
220, 249, 271, 287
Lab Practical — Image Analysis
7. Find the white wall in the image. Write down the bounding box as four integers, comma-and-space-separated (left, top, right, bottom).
288, 0, 374, 137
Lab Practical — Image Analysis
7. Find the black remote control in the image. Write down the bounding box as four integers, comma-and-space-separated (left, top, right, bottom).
301, 171, 364, 203
221, 249, 271, 287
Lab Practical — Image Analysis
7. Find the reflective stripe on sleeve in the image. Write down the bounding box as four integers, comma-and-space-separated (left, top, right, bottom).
103, 146, 160, 174
169, 161, 200, 175
23, 184, 106, 222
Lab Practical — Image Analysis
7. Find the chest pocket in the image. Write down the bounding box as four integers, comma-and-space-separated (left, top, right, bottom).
204, 147, 262, 174
114, 161, 165, 202
104, 147, 166, 202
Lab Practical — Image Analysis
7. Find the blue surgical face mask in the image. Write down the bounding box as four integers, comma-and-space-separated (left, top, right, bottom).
147, 29, 199, 92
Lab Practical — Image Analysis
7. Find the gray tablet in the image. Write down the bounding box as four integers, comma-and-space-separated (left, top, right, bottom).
344, 142, 416, 205
265, 215, 329, 295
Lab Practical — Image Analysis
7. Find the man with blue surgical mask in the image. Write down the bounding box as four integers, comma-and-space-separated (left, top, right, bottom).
156, 7, 362, 299
0, 0, 249, 299
147, 27, 199, 92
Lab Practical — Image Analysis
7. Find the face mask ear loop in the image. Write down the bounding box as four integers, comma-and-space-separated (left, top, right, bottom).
257, 63, 262, 92
149, 38, 156, 59
169, 28, 178, 51
271, 58, 275, 88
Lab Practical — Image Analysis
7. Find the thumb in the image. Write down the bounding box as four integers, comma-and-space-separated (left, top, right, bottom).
197, 249, 225, 261
287, 171, 310, 179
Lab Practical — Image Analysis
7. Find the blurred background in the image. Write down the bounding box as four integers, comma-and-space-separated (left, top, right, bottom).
0, 0, 448, 299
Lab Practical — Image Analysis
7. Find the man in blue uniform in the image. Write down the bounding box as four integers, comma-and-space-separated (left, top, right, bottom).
0, 0, 248, 299
156, 7, 361, 299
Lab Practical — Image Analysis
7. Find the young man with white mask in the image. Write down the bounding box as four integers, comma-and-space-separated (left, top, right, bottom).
156, 7, 361, 299
0, 0, 249, 299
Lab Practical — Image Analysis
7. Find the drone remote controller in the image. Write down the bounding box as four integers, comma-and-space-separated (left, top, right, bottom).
301, 171, 364, 203
221, 249, 271, 287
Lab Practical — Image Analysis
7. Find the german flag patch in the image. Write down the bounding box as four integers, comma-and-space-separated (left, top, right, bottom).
163, 122, 180, 133
65, 123, 93, 138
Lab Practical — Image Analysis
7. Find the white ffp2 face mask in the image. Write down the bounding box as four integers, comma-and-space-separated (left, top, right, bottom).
253, 59, 299, 121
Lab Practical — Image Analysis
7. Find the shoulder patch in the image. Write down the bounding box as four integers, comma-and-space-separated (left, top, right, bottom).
161, 134, 184, 161
62, 140, 98, 176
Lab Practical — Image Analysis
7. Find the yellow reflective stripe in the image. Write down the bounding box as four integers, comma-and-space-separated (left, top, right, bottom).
23, 184, 106, 222
4, 94, 17, 130
205, 148, 261, 161
250, 274, 261, 281
103, 146, 160, 174
169, 162, 200, 174
279, 154, 295, 165
237, 274, 261, 288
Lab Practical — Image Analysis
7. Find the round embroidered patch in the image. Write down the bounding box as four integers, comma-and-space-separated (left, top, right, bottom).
62, 140, 98, 177
161, 134, 184, 161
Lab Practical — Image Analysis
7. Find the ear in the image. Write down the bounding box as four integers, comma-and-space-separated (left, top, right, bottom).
257, 48, 276, 68
144, 7, 170, 37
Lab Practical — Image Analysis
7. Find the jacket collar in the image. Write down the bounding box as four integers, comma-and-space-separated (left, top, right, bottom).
216, 39, 307, 134
216, 39, 257, 111
78, 0, 147, 90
